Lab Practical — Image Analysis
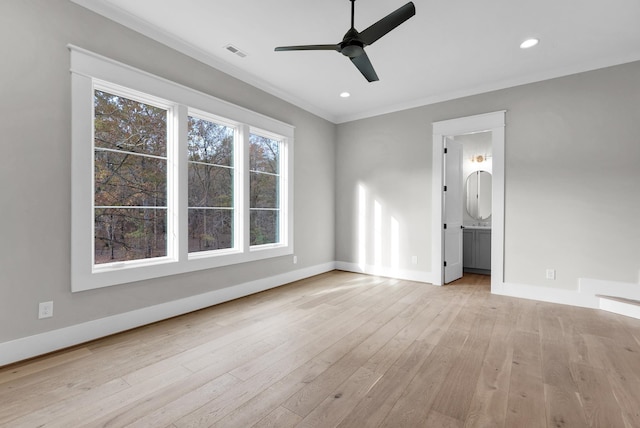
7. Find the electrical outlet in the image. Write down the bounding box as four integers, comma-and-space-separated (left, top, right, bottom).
293, 255, 298, 264
411, 256, 418, 265
39, 301, 53, 319
546, 269, 556, 280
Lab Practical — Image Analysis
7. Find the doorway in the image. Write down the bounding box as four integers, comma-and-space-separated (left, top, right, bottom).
431, 111, 505, 292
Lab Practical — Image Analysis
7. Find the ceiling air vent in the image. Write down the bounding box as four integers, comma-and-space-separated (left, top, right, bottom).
224, 44, 247, 58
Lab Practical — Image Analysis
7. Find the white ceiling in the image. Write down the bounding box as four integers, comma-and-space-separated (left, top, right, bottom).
74, 0, 640, 123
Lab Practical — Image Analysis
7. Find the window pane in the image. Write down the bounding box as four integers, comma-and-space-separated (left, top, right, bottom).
250, 134, 280, 174
188, 116, 235, 253
94, 88, 169, 265
188, 209, 233, 253
94, 90, 167, 157
250, 133, 281, 246
250, 210, 279, 245
188, 116, 233, 166
94, 208, 167, 264
188, 164, 233, 208
250, 172, 278, 208
95, 150, 167, 207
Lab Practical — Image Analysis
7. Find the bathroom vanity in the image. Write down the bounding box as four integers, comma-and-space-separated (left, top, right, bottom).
463, 226, 491, 274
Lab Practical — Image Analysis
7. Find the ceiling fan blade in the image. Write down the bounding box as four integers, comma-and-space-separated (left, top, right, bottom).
359, 2, 416, 46
275, 44, 340, 52
350, 52, 379, 82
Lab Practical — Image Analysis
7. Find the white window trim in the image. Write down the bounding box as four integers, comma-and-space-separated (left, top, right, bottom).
70, 45, 294, 292
92, 80, 179, 271
249, 127, 287, 250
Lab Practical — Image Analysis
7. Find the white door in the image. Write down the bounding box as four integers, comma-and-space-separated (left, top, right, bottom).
444, 138, 463, 283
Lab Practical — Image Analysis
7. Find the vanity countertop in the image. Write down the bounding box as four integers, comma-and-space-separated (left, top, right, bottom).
464, 224, 492, 230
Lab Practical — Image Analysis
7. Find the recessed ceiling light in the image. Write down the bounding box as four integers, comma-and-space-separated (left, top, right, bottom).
520, 38, 539, 49
340, 92, 351, 98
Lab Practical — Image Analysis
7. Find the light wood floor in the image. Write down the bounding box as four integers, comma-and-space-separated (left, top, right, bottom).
2, 271, 640, 427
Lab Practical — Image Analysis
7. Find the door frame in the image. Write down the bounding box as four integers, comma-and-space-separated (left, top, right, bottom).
431, 111, 506, 291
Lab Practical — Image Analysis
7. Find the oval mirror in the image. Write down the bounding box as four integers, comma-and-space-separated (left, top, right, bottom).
465, 170, 492, 220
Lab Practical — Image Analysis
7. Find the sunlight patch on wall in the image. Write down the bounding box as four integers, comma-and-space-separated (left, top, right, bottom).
391, 217, 400, 270
374, 200, 382, 267
358, 184, 367, 271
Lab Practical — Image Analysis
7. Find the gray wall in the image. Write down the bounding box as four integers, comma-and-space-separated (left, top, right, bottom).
0, 0, 336, 343
336, 61, 640, 289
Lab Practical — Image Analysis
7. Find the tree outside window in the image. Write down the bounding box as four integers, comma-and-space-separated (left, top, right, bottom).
187, 116, 235, 253
94, 90, 168, 264
250, 133, 281, 245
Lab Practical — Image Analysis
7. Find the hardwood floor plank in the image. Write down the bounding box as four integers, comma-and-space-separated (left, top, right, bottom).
93, 374, 237, 427
251, 406, 302, 428
209, 358, 332, 428
228, 281, 414, 382
0, 347, 93, 386
209, 281, 422, 427
581, 335, 640, 427
173, 280, 415, 427
426, 410, 464, 427
125, 373, 240, 428
541, 339, 577, 388
430, 313, 497, 421
282, 287, 429, 417
515, 300, 540, 335
569, 362, 627, 428
538, 305, 567, 343
337, 294, 467, 427
295, 367, 383, 428
539, 338, 589, 427
47, 366, 192, 428
378, 331, 468, 427
336, 338, 436, 428
2, 377, 130, 426
463, 304, 515, 428
504, 331, 546, 428
544, 383, 588, 428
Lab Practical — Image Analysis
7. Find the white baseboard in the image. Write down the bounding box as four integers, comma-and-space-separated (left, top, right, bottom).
493, 277, 640, 311
579, 277, 640, 301
492, 281, 598, 309
0, 262, 336, 367
598, 296, 640, 319
335, 261, 433, 284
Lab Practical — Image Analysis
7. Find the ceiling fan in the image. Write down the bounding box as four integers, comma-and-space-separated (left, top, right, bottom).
275, 0, 416, 82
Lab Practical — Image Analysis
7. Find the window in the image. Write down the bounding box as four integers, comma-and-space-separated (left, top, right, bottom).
70, 46, 293, 291
94, 88, 171, 264
187, 114, 236, 254
250, 133, 281, 246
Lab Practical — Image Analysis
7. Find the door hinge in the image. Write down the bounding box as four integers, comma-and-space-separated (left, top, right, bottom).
444, 223, 447, 229
444, 185, 447, 192
444, 261, 447, 267
444, 148, 448, 154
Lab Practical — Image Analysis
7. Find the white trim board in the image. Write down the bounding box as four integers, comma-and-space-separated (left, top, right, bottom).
494, 277, 640, 314
335, 261, 433, 284
598, 296, 640, 320
492, 281, 598, 309
579, 277, 640, 301
0, 262, 335, 367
